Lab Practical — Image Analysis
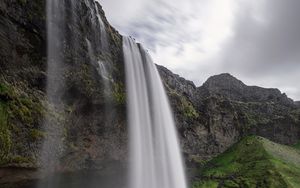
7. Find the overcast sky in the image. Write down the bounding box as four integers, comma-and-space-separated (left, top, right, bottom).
98, 0, 300, 101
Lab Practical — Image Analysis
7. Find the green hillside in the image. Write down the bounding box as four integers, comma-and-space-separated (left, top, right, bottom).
294, 141, 300, 150
192, 136, 300, 188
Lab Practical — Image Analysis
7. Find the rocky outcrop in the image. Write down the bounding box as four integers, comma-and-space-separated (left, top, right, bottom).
157, 65, 197, 100
198, 73, 294, 106
158, 70, 300, 164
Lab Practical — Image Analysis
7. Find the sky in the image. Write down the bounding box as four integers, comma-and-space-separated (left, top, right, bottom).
98, 0, 300, 101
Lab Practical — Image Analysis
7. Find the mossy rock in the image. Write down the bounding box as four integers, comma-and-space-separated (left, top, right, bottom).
168, 87, 199, 120
0, 102, 12, 164
112, 82, 126, 105
0, 80, 45, 166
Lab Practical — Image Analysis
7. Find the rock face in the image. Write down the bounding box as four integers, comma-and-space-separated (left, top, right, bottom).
1, 0, 127, 187
0, 0, 300, 187
159, 70, 300, 163
199, 73, 294, 106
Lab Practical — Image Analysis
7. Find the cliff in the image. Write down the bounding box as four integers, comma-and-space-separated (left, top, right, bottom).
159, 70, 300, 164
1, 0, 127, 187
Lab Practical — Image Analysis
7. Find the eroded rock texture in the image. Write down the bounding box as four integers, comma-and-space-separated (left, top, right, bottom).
159, 69, 300, 164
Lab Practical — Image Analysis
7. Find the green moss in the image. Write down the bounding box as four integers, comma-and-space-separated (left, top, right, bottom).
112, 82, 126, 105
9, 155, 32, 164
190, 155, 208, 165
193, 136, 300, 188
233, 101, 273, 129
294, 141, 300, 150
0, 81, 44, 127
0, 80, 44, 166
17, 0, 27, 5
0, 84, 8, 93
243, 112, 257, 127
168, 88, 199, 120
192, 180, 218, 188
181, 97, 199, 119
0, 82, 16, 99
223, 180, 240, 187
0, 102, 12, 164
7, 96, 43, 127
29, 129, 45, 140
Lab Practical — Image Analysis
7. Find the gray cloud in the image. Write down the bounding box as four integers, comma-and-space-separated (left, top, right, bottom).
219, 0, 300, 100
222, 0, 300, 72
99, 0, 300, 100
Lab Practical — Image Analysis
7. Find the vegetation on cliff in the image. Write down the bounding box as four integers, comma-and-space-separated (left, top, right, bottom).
0, 79, 45, 166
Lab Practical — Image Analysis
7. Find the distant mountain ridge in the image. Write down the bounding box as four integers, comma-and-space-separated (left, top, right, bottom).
158, 67, 296, 107
199, 73, 294, 106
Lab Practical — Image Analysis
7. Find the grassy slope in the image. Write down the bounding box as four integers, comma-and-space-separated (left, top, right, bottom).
294, 141, 300, 150
192, 136, 300, 188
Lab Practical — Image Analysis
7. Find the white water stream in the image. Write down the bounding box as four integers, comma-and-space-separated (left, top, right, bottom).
123, 37, 187, 188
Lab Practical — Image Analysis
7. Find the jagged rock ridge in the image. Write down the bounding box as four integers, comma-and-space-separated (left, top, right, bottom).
199, 73, 294, 106
159, 70, 300, 164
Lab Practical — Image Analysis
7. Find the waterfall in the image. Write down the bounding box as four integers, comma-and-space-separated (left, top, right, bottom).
37, 0, 67, 187
41, 0, 66, 171
86, 0, 109, 52
123, 37, 187, 188
38, 0, 111, 187
85, 0, 111, 93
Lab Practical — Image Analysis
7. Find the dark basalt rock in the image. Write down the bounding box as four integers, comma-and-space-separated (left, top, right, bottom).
0, 0, 126, 186
157, 68, 300, 164
157, 64, 197, 101
199, 73, 294, 106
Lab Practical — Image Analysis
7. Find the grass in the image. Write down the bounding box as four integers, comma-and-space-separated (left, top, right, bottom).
192, 180, 219, 188
192, 136, 300, 188
294, 141, 300, 150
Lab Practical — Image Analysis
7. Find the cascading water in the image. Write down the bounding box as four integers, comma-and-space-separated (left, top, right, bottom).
85, 0, 111, 89
37, 0, 66, 187
86, 0, 108, 52
85, 0, 113, 136
42, 0, 185, 187
42, 0, 65, 172
123, 37, 187, 188
39, 0, 112, 186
